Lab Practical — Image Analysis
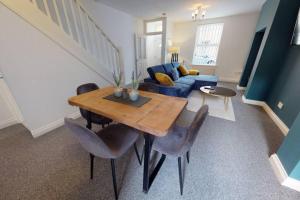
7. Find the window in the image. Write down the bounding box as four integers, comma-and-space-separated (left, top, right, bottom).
145, 20, 163, 34
192, 23, 224, 66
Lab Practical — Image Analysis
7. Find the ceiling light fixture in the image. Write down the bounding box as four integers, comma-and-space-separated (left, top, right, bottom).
192, 6, 206, 21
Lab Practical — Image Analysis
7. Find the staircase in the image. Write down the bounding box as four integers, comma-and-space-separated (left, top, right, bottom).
0, 0, 122, 84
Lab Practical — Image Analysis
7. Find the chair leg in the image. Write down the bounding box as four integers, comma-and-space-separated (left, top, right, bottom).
178, 157, 183, 195
134, 143, 142, 165
102, 124, 105, 129
86, 123, 92, 130
86, 111, 92, 130
90, 154, 94, 180
111, 159, 118, 200
186, 151, 190, 164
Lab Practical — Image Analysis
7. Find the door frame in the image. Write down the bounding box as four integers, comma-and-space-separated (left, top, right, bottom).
143, 17, 167, 64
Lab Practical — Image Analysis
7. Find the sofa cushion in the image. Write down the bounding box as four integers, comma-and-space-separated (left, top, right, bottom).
174, 83, 193, 98
147, 65, 166, 81
172, 62, 183, 77
185, 75, 218, 82
188, 69, 200, 75
178, 65, 189, 76
163, 63, 175, 77
172, 62, 180, 69
155, 73, 175, 86
175, 77, 195, 86
170, 68, 180, 81
185, 75, 218, 90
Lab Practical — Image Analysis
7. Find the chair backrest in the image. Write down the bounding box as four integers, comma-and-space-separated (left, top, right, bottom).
76, 83, 99, 120
64, 118, 112, 158
187, 105, 209, 146
138, 82, 159, 93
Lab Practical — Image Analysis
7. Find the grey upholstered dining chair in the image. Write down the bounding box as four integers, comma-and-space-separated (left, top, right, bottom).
77, 83, 112, 129
64, 118, 142, 200
152, 105, 209, 195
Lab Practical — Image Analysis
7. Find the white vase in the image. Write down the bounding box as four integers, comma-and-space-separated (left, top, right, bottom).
114, 87, 122, 97
129, 90, 139, 101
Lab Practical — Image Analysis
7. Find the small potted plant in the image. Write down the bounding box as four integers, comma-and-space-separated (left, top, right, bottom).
129, 70, 141, 101
112, 68, 123, 97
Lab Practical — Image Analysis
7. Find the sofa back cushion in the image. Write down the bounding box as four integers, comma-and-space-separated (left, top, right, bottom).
172, 62, 183, 76
170, 68, 180, 81
172, 62, 180, 69
155, 73, 175, 86
163, 63, 174, 76
147, 65, 166, 82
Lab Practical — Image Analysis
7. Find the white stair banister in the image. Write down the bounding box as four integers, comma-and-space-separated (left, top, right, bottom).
2, 0, 123, 84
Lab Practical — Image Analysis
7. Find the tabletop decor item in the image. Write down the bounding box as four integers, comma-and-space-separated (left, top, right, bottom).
122, 88, 129, 99
129, 70, 141, 101
112, 68, 123, 97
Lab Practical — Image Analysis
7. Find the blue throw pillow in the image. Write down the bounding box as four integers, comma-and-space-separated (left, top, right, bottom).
170, 68, 180, 81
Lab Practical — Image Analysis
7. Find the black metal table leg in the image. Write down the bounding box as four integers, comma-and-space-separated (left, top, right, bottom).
149, 154, 166, 188
143, 133, 151, 193
142, 133, 166, 193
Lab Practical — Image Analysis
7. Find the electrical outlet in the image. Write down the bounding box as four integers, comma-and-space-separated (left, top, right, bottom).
277, 101, 284, 109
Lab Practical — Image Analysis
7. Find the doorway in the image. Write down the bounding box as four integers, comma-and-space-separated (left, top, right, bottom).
239, 28, 266, 87
144, 17, 167, 66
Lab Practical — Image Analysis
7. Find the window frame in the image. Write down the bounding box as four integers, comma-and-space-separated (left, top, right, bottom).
144, 18, 164, 36
192, 23, 224, 66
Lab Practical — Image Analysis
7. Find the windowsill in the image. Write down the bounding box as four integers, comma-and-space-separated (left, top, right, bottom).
192, 64, 217, 67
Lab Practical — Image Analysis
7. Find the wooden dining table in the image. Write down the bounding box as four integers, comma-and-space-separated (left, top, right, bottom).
68, 86, 188, 193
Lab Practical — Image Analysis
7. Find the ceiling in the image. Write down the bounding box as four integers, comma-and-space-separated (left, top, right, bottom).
95, 0, 266, 22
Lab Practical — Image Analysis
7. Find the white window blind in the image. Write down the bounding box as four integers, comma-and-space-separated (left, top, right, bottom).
192, 23, 224, 66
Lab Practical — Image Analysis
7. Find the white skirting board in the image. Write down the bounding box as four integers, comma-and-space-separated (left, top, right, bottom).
269, 154, 300, 192
242, 95, 289, 135
0, 117, 19, 130
30, 111, 81, 138
236, 85, 246, 91
219, 77, 239, 83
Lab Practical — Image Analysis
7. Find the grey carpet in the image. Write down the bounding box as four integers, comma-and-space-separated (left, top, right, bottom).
1, 83, 300, 200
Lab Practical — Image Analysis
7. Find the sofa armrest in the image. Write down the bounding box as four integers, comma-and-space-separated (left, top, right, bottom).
144, 77, 157, 84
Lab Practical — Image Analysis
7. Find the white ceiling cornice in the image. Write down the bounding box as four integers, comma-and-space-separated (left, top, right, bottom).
95, 0, 266, 22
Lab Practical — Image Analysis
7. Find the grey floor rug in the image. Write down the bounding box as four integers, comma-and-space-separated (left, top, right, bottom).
0, 83, 299, 200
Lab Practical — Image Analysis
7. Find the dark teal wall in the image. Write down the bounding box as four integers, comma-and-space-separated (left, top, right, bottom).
256, 0, 280, 31
267, 46, 300, 127
239, 0, 279, 87
278, 113, 300, 178
245, 0, 300, 101
239, 31, 265, 87
241, 0, 300, 181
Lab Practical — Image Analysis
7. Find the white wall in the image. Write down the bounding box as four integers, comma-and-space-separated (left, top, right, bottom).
0, 1, 136, 136
0, 79, 16, 129
80, 0, 136, 84
0, 77, 23, 129
173, 12, 259, 82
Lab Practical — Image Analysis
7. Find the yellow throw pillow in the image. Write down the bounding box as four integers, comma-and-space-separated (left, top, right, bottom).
155, 73, 175, 86
178, 65, 189, 76
189, 69, 200, 75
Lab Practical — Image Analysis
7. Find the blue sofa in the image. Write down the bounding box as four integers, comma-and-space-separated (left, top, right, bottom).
144, 62, 218, 98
